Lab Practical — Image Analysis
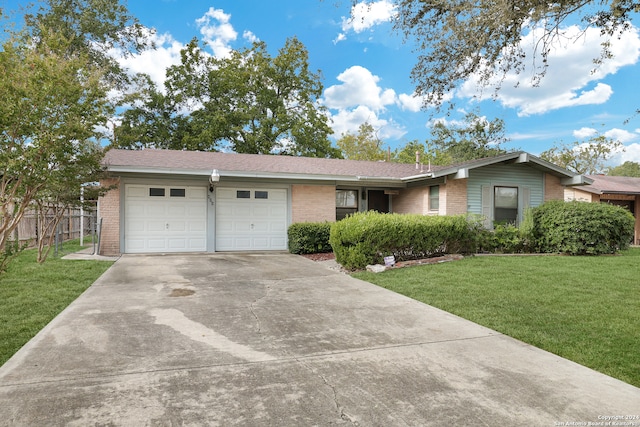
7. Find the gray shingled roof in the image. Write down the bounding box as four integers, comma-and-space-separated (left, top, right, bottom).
103, 149, 436, 179
584, 175, 640, 194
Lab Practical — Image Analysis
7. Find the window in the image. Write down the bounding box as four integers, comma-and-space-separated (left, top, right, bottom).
149, 188, 165, 197
494, 186, 518, 224
336, 190, 358, 208
255, 191, 268, 199
336, 190, 358, 220
236, 190, 251, 199
429, 185, 439, 211
170, 188, 186, 197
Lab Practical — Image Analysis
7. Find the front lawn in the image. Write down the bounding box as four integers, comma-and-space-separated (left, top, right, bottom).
0, 240, 113, 366
353, 248, 640, 388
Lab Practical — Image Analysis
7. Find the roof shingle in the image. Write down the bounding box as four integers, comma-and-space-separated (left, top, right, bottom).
103, 149, 436, 179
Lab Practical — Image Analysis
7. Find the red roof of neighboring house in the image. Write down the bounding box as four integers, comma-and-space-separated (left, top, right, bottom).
584, 175, 640, 195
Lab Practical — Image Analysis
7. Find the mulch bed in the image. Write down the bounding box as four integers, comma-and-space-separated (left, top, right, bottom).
300, 252, 336, 262
299, 252, 464, 269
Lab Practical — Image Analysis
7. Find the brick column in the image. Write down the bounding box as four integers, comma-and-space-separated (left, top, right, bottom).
98, 178, 121, 255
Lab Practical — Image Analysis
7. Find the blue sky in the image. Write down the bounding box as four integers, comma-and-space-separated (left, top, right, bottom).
5, 0, 640, 165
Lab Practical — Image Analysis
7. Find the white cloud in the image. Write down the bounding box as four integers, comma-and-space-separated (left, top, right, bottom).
323, 65, 396, 111
330, 106, 405, 140
322, 66, 407, 140
336, 0, 396, 42
397, 93, 422, 112
616, 143, 640, 163
342, 0, 396, 33
459, 24, 640, 116
243, 30, 258, 43
573, 127, 598, 139
196, 7, 238, 58
604, 128, 638, 143
114, 29, 185, 91
333, 33, 347, 45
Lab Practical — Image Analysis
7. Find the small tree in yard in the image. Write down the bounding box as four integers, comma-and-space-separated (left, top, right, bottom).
0, 0, 148, 270
32, 142, 109, 264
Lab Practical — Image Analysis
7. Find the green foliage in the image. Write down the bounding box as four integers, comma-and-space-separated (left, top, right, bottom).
427, 111, 510, 164
329, 211, 480, 270
477, 223, 529, 254
390, 0, 637, 110
540, 135, 623, 174
526, 200, 635, 255
337, 122, 387, 161
0, 240, 27, 273
116, 37, 340, 158
607, 161, 640, 177
392, 140, 430, 164
288, 222, 333, 254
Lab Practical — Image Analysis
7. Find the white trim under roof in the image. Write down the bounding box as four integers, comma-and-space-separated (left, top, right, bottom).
106, 165, 405, 184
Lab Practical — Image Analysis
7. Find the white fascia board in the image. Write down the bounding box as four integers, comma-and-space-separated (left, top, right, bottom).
106, 165, 402, 184
401, 172, 434, 182
107, 166, 213, 176
561, 175, 594, 186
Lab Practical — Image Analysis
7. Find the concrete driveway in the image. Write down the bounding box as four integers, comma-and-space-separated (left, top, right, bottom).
0, 253, 638, 426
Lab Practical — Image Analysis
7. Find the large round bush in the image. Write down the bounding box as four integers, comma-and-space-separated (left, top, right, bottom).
526, 200, 634, 255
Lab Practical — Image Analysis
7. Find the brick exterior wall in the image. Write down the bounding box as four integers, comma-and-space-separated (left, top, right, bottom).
443, 179, 468, 215
544, 174, 565, 201
98, 178, 121, 255
291, 184, 336, 223
393, 187, 428, 214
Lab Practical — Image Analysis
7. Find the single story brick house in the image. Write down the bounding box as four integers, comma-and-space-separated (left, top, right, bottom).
565, 175, 640, 244
98, 149, 590, 255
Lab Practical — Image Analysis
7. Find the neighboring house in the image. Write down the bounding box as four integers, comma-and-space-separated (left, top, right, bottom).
565, 175, 640, 245
98, 149, 590, 255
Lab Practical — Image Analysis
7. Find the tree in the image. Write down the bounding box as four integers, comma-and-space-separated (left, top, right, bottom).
336, 122, 387, 161
0, 0, 148, 266
388, 0, 638, 109
427, 111, 509, 164
607, 161, 640, 177
393, 140, 429, 164
33, 142, 108, 263
117, 37, 341, 158
540, 135, 623, 174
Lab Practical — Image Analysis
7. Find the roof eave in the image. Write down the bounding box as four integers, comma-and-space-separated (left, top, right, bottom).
106, 165, 404, 184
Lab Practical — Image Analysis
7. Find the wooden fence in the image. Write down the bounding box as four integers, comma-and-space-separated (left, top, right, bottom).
12, 207, 98, 247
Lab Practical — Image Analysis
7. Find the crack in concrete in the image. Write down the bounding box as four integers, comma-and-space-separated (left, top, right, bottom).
249, 284, 271, 334
319, 372, 358, 426
292, 356, 358, 426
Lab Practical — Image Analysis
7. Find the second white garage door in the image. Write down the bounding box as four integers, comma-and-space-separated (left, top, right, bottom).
216, 187, 288, 251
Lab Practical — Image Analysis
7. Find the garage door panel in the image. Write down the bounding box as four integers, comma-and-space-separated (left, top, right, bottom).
216, 187, 288, 251
125, 185, 207, 253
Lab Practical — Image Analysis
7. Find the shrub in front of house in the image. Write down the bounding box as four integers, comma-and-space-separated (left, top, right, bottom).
329, 211, 480, 270
288, 222, 333, 254
477, 223, 531, 254
525, 200, 635, 255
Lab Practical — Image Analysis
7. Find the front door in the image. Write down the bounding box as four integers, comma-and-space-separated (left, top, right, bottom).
367, 190, 389, 213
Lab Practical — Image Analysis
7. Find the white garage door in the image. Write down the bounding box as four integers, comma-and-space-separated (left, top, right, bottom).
124, 185, 207, 253
216, 187, 288, 251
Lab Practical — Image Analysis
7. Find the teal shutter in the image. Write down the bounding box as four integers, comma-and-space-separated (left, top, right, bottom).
521, 186, 531, 224
481, 185, 492, 229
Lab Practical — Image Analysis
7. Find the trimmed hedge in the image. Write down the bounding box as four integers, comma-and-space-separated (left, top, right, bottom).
526, 200, 635, 255
329, 211, 480, 270
288, 222, 333, 254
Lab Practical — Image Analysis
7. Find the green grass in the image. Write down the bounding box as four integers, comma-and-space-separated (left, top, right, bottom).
353, 248, 640, 388
0, 239, 113, 366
